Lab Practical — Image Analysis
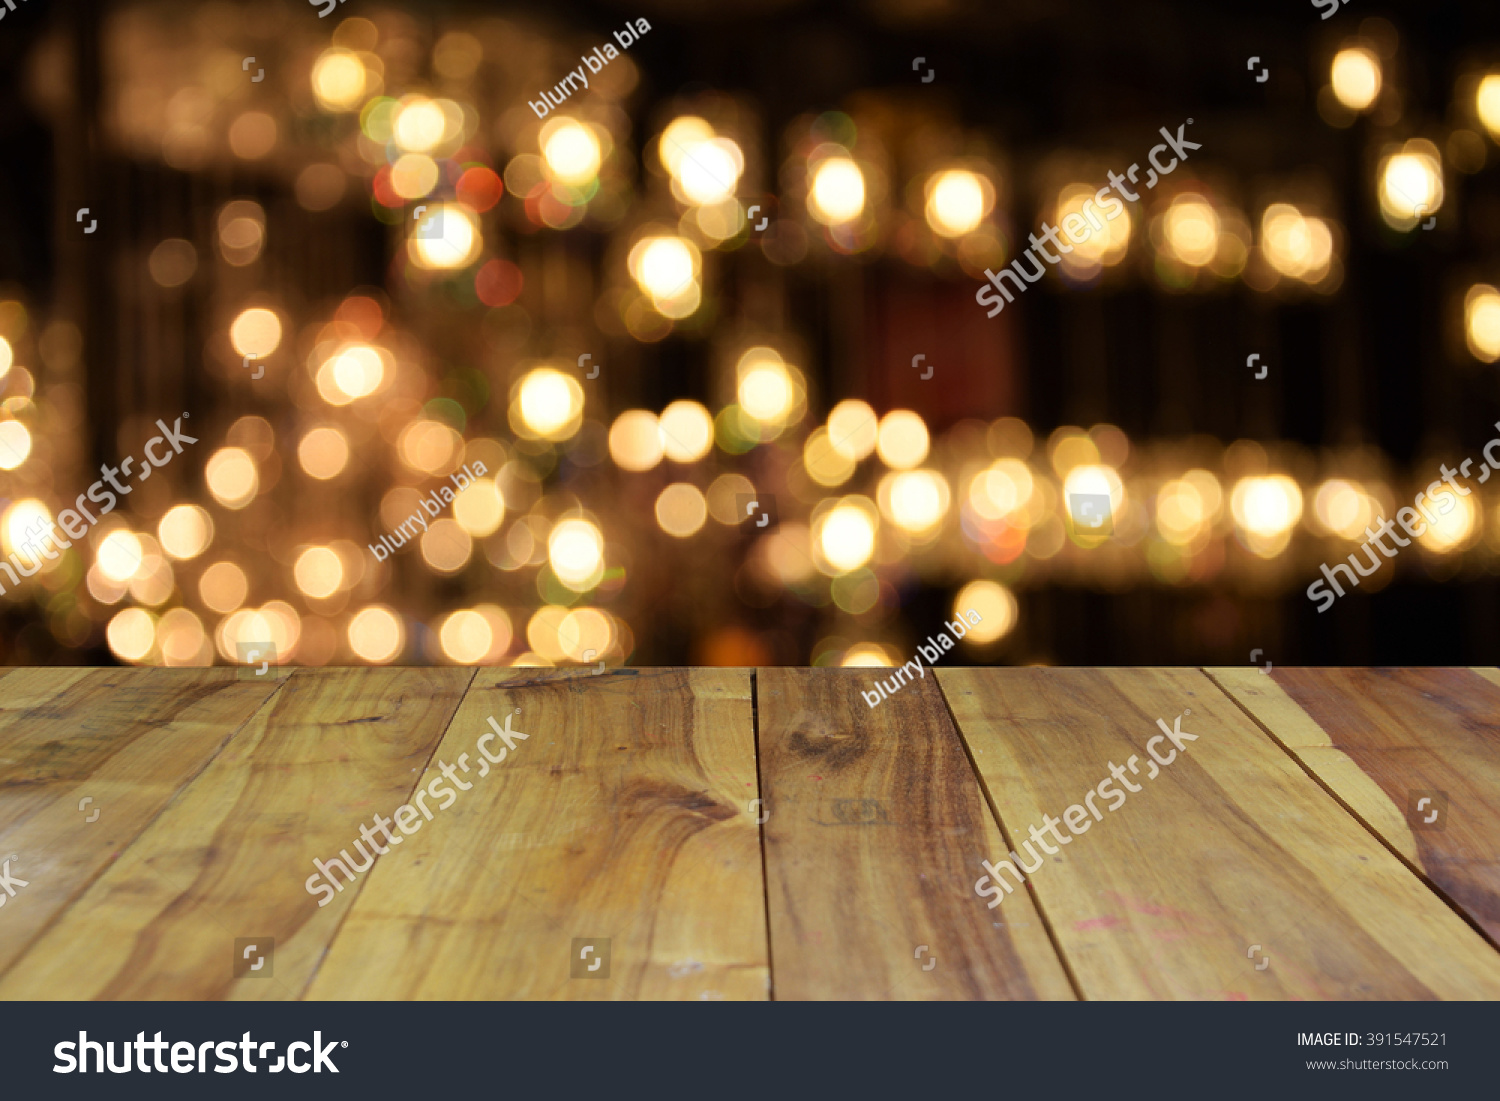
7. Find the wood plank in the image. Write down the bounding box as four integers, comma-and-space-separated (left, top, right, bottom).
0, 668, 282, 977
939, 667, 1500, 1000
0, 667, 473, 1000
1207, 666, 1500, 946
305, 668, 769, 1000
756, 667, 1074, 1001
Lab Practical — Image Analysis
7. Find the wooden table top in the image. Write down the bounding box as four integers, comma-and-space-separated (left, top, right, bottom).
1, 665, 1498, 1001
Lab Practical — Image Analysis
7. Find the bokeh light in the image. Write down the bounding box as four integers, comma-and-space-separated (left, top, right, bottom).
1465, 284, 1500, 363
549, 518, 605, 589
349, 606, 404, 663
954, 580, 1018, 644
514, 367, 584, 441
808, 156, 866, 225
205, 447, 259, 509
876, 410, 929, 470
1230, 475, 1303, 556
157, 504, 213, 560
1330, 46, 1382, 111
655, 483, 708, 538
229, 307, 282, 358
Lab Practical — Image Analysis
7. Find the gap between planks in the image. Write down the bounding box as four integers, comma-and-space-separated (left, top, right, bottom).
1199, 666, 1500, 958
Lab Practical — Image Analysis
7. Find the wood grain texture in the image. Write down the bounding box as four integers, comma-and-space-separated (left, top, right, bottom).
0, 667, 472, 1000
939, 667, 1500, 1000
1208, 666, 1500, 946
756, 667, 1073, 1001
0, 668, 281, 978
305, 668, 769, 1000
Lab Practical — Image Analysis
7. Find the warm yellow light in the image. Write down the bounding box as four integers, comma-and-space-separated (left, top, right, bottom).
675, 137, 743, 205
558, 607, 614, 662
1063, 464, 1125, 534
1465, 284, 1500, 363
349, 605, 404, 663
453, 479, 505, 536
739, 361, 794, 424
97, 529, 144, 582
954, 580, 1018, 644
840, 644, 895, 668
658, 400, 714, 462
1057, 183, 1132, 276
655, 483, 708, 538
294, 546, 344, 599
398, 419, 461, 475
516, 367, 584, 440
1155, 478, 1208, 545
541, 118, 602, 186
0, 336, 11, 378
420, 519, 472, 573
827, 399, 878, 461
158, 607, 207, 666
803, 427, 856, 486
299, 426, 350, 479
311, 49, 367, 112
1418, 492, 1478, 553
408, 203, 481, 270
969, 459, 1036, 522
609, 410, 664, 471
440, 609, 493, 663
876, 410, 929, 470
390, 153, 440, 200
658, 116, 715, 175
1476, 75, 1500, 140
883, 469, 950, 534
205, 447, 259, 509
1379, 144, 1443, 229
229, 307, 282, 358
393, 97, 447, 154
1313, 478, 1374, 540
1, 500, 52, 571
0, 420, 31, 470
1260, 204, 1333, 281
809, 157, 866, 225
316, 343, 386, 406
629, 235, 700, 314
1163, 194, 1220, 266
157, 504, 213, 560
107, 608, 156, 663
199, 560, 248, 614
1331, 46, 1382, 110
817, 503, 877, 573
1231, 475, 1303, 556
925, 170, 991, 237
549, 518, 604, 589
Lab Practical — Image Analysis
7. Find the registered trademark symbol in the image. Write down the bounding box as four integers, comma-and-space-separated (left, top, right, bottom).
341, 1041, 348, 1047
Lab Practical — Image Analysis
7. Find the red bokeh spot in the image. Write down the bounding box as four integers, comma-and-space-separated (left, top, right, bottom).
475, 259, 523, 307
457, 166, 504, 212
371, 166, 404, 209
335, 295, 386, 338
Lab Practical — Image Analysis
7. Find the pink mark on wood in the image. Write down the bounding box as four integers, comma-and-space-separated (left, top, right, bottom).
1074, 914, 1122, 932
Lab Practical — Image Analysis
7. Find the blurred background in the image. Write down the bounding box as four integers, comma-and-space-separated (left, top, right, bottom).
2, 0, 1500, 668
